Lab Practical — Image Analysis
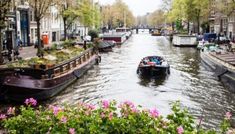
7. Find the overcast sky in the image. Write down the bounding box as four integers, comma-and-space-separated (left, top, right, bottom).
98, 0, 163, 16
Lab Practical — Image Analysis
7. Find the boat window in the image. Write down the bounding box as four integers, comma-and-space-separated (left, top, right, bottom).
62, 64, 69, 73
70, 61, 75, 68
89, 51, 92, 56
82, 55, 86, 62
86, 53, 90, 59
76, 59, 80, 65
54, 68, 61, 76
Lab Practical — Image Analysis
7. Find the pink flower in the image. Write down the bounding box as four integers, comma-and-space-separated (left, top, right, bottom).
69, 128, 75, 134
0, 114, 7, 120
7, 107, 15, 115
131, 107, 138, 113
86, 104, 96, 110
24, 98, 37, 106
118, 103, 123, 108
61, 116, 67, 123
109, 112, 113, 120
124, 101, 135, 108
225, 112, 232, 119
149, 108, 159, 118
101, 112, 105, 118
49, 105, 62, 116
102, 100, 110, 109
177, 126, 184, 134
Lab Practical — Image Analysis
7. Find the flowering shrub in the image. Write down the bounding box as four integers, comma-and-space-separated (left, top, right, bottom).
0, 99, 233, 134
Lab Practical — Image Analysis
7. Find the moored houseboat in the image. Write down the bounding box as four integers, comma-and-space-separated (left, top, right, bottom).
200, 48, 235, 91
101, 33, 127, 45
116, 27, 132, 39
137, 56, 170, 76
172, 35, 197, 47
151, 29, 161, 36
0, 48, 100, 102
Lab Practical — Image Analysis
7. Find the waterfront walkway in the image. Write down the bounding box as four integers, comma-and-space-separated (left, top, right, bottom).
18, 46, 37, 59
0, 44, 54, 66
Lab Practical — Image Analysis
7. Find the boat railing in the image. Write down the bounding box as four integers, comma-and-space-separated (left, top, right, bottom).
43, 48, 95, 79
3, 48, 96, 79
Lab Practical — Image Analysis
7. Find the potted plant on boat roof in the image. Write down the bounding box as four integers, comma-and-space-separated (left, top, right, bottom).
28, 57, 56, 70
55, 51, 71, 63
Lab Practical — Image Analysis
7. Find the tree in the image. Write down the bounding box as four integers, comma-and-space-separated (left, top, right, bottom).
101, 0, 134, 29
78, 0, 100, 49
193, 0, 210, 33
93, 2, 101, 29
162, 0, 172, 12
167, 0, 210, 33
78, 0, 94, 28
101, 5, 115, 29
167, 0, 186, 32
27, 0, 55, 57
216, 0, 235, 16
58, 0, 80, 40
112, 0, 134, 28
0, 0, 12, 64
148, 10, 165, 28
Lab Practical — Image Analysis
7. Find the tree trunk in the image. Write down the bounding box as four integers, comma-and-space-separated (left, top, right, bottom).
36, 20, 42, 57
0, 28, 3, 64
197, 17, 200, 34
197, 11, 200, 34
226, 18, 228, 36
187, 20, 190, 34
172, 22, 174, 32
63, 17, 67, 40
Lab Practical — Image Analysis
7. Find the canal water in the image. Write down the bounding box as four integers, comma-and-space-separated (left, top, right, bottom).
46, 31, 235, 128
1, 31, 235, 129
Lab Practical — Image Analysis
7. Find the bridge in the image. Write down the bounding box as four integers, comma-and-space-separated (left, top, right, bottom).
131, 26, 161, 30
131, 26, 161, 34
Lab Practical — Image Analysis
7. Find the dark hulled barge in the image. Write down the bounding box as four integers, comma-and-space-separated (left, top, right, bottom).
201, 51, 235, 91
0, 48, 100, 101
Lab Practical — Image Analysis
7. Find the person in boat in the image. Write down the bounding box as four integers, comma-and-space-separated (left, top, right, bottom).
149, 57, 162, 65
142, 58, 150, 65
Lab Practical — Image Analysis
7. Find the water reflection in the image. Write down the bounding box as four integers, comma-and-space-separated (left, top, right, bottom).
138, 75, 168, 88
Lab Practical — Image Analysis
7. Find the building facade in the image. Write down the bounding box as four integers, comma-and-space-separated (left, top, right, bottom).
209, 0, 235, 40
29, 6, 63, 45
2, 0, 97, 49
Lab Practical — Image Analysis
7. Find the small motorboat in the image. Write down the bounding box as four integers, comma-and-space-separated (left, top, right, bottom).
137, 56, 170, 76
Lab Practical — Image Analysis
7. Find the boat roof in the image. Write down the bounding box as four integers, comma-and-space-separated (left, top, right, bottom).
98, 41, 115, 48
142, 56, 164, 59
101, 33, 126, 37
116, 27, 130, 30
